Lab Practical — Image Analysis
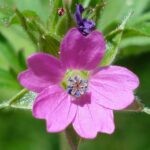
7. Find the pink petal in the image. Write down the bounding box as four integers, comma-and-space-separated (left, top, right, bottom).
60, 28, 105, 70
27, 53, 65, 84
72, 94, 115, 139
18, 69, 51, 93
89, 66, 139, 110
89, 103, 115, 134
33, 85, 77, 132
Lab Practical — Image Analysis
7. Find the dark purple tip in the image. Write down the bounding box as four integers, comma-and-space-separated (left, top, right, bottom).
74, 4, 95, 36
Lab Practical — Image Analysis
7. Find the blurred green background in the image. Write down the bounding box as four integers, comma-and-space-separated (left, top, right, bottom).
0, 0, 150, 150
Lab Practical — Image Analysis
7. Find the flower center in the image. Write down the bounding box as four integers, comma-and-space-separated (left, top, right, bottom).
61, 70, 89, 98
67, 76, 88, 98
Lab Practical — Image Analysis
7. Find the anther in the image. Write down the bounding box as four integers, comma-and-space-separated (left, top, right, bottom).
67, 76, 88, 98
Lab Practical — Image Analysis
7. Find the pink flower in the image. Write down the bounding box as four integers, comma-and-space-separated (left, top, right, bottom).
18, 28, 139, 139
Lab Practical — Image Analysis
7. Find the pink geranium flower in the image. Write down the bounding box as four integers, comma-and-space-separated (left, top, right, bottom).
18, 28, 139, 139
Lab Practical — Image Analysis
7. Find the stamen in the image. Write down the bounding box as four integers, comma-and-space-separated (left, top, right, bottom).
67, 76, 88, 98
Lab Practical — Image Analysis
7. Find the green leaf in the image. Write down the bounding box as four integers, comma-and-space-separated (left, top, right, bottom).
70, 0, 79, 13
120, 36, 150, 57
124, 22, 150, 38
143, 107, 150, 115
17, 48, 27, 70
0, 68, 14, 81
0, 68, 19, 87
101, 38, 121, 66
14, 8, 39, 45
0, 5, 14, 26
39, 34, 60, 56
98, 0, 150, 32
101, 11, 132, 66
55, 0, 75, 37
128, 12, 150, 25
10, 10, 41, 28
0, 67, 21, 100
55, 15, 69, 37
0, 32, 21, 72
0, 89, 37, 109
12, 9, 45, 35
79, 0, 91, 8
0, 26, 36, 57
48, 0, 63, 33
11, 8, 61, 55
0, 81, 20, 89
88, 1, 106, 25
0, 0, 50, 22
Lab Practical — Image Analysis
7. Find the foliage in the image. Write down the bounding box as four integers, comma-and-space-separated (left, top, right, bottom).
0, 0, 150, 150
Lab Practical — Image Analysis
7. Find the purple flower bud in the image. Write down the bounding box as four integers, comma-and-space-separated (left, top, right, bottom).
74, 4, 95, 36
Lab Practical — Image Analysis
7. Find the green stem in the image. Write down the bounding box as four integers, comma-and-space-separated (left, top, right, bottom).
104, 28, 123, 40
8, 89, 28, 105
65, 126, 81, 150
0, 89, 28, 110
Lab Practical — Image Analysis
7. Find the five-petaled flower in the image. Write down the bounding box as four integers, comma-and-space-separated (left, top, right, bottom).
18, 28, 139, 139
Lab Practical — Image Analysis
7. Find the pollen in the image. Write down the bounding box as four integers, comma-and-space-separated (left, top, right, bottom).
67, 76, 88, 98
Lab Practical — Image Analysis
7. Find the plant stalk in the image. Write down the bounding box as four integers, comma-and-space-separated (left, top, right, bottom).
65, 126, 81, 150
